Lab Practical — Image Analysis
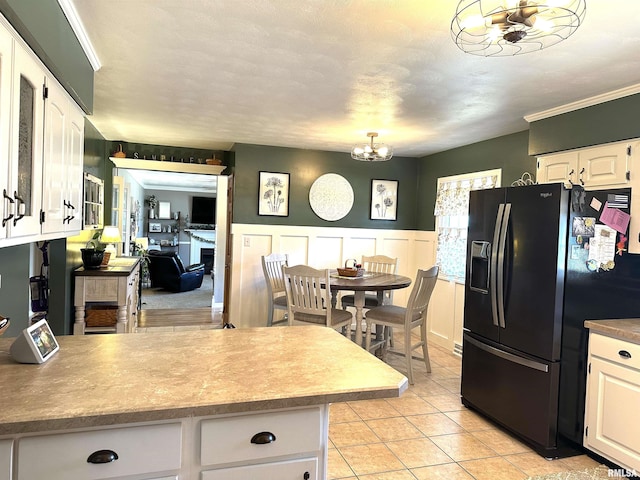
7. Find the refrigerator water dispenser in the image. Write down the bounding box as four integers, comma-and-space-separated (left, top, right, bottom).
470, 241, 490, 293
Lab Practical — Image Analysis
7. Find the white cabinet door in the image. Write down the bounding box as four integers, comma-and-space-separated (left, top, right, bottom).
537, 151, 578, 186
0, 23, 12, 241
579, 143, 629, 188
66, 100, 84, 232
41, 79, 66, 234
0, 439, 12, 480
585, 356, 640, 472
7, 43, 44, 239
41, 79, 84, 235
584, 333, 640, 473
202, 457, 318, 480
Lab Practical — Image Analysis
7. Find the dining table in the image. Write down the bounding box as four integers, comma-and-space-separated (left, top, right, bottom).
328, 272, 412, 347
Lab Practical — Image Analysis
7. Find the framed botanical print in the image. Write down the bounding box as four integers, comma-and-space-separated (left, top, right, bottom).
258, 171, 290, 216
370, 179, 398, 220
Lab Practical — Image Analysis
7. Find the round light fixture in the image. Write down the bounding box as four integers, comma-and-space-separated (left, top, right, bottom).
351, 132, 393, 162
451, 0, 586, 56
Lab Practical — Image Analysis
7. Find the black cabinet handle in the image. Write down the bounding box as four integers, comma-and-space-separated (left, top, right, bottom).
304, 472, 310, 480
250, 431, 276, 444
619, 350, 632, 359
87, 449, 119, 464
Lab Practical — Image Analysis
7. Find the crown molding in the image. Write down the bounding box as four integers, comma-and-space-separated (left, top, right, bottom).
57, 0, 101, 71
524, 83, 640, 123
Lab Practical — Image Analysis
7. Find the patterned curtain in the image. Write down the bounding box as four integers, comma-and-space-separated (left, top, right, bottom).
435, 174, 498, 279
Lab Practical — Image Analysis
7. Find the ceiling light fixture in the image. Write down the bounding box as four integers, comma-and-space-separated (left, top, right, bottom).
351, 132, 393, 162
451, 0, 586, 57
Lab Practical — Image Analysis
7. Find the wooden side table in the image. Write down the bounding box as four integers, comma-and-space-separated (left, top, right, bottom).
73, 257, 141, 335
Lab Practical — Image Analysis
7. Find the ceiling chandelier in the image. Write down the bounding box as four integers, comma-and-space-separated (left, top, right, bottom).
351, 132, 393, 162
451, 0, 586, 57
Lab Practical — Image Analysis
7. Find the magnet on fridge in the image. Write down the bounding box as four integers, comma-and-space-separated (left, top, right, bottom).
586, 259, 598, 272
616, 234, 627, 256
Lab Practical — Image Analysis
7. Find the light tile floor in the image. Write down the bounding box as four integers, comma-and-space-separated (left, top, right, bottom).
328, 339, 601, 479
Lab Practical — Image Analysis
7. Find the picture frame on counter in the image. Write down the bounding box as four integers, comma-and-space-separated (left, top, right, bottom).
149, 223, 162, 232
370, 179, 398, 221
258, 171, 290, 217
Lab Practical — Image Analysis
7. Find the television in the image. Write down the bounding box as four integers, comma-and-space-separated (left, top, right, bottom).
191, 196, 216, 225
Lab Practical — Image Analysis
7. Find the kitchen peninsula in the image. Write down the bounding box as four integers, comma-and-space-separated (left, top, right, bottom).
0, 326, 407, 479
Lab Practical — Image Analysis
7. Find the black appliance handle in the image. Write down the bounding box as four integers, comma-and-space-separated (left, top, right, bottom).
490, 204, 504, 327
465, 334, 549, 373
496, 203, 511, 329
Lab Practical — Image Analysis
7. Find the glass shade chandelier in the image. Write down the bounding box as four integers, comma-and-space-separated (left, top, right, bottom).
351, 132, 393, 162
451, 0, 586, 56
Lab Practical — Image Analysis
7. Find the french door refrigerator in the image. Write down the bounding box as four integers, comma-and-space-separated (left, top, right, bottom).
461, 183, 640, 458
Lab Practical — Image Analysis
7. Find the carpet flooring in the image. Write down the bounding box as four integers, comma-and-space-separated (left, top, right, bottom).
140, 275, 213, 310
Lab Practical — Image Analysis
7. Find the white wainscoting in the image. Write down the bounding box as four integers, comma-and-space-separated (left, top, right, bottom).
229, 224, 439, 330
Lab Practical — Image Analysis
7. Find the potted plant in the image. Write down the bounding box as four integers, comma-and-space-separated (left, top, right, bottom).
147, 195, 158, 219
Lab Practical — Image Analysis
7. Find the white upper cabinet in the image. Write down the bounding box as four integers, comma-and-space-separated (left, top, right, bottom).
0, 15, 84, 246
537, 141, 630, 189
41, 79, 84, 234
6, 39, 45, 240
537, 151, 579, 186
0, 24, 11, 242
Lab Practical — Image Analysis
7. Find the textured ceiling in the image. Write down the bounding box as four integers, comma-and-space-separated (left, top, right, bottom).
72, 1, 640, 158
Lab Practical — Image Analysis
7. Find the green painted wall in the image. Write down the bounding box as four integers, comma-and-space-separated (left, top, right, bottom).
0, 0, 94, 113
417, 131, 534, 231
0, 244, 31, 337
232, 144, 419, 230
529, 93, 640, 156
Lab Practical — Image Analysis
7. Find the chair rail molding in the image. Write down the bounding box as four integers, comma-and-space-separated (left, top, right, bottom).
229, 223, 438, 330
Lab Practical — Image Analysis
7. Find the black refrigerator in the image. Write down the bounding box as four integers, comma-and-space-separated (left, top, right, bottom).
461, 182, 640, 457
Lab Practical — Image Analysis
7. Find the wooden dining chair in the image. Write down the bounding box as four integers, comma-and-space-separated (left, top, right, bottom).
283, 265, 352, 336
364, 266, 439, 384
340, 255, 398, 310
261, 253, 289, 326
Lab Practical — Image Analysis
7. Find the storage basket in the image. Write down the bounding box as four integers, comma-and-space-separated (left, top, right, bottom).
337, 267, 365, 277
85, 306, 118, 327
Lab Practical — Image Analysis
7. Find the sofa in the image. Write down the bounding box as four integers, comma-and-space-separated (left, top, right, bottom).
147, 250, 205, 292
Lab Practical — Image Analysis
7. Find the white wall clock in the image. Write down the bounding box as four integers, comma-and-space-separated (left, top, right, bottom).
309, 173, 354, 221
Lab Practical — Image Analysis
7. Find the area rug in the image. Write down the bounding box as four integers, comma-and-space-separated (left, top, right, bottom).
528, 465, 622, 480
141, 275, 213, 310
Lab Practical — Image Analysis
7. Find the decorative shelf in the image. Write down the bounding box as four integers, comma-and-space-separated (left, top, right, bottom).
109, 157, 225, 175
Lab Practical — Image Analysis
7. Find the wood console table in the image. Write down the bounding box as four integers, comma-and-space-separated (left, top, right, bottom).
73, 257, 141, 335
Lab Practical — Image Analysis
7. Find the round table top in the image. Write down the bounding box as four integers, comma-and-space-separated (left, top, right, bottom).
328, 272, 412, 292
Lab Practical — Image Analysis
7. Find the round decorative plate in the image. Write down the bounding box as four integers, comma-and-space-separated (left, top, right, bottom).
309, 173, 354, 221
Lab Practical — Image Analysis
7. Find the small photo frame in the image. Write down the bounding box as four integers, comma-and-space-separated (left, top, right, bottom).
259, 171, 290, 216
149, 223, 162, 232
370, 179, 398, 221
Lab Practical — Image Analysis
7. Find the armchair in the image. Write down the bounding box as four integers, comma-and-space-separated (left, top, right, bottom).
147, 250, 205, 292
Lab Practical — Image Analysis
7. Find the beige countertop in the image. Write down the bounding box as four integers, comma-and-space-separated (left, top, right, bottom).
0, 326, 407, 435
584, 318, 640, 344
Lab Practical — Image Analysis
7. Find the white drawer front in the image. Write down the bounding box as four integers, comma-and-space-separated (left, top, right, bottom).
590, 333, 640, 370
17, 422, 182, 480
0, 439, 12, 480
201, 457, 318, 480
200, 408, 321, 467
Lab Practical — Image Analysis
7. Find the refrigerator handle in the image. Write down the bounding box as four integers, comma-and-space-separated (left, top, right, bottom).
496, 203, 511, 329
490, 204, 505, 327
465, 334, 549, 373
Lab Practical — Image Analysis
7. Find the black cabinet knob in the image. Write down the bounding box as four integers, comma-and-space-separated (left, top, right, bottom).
619, 350, 632, 359
87, 449, 119, 464
250, 431, 276, 444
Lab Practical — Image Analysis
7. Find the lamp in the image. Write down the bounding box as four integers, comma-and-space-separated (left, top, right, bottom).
100, 225, 121, 265
351, 132, 393, 162
451, 0, 586, 57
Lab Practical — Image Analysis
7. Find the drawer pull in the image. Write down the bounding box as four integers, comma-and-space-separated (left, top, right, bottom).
619, 350, 632, 359
87, 449, 119, 464
250, 431, 276, 444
